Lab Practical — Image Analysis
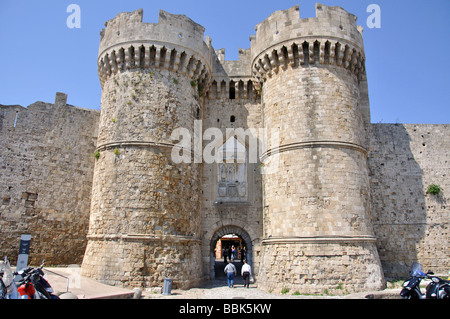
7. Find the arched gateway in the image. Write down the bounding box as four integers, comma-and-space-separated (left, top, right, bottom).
204, 225, 259, 280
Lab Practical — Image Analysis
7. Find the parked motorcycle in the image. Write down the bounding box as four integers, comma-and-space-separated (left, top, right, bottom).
15, 260, 59, 299
426, 274, 450, 299
400, 262, 432, 299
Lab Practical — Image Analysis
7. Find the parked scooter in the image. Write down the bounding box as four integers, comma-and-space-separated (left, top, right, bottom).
15, 260, 59, 299
400, 262, 432, 299
425, 273, 450, 299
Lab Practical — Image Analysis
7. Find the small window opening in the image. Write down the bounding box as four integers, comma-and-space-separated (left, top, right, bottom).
230, 115, 236, 123
229, 87, 235, 99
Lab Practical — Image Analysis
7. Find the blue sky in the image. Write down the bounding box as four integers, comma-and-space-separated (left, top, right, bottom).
0, 0, 449, 124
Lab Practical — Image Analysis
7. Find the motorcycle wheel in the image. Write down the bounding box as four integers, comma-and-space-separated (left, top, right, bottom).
35, 282, 51, 299
400, 289, 411, 299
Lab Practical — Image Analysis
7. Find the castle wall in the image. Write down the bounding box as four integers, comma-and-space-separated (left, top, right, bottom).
0, 93, 99, 265
369, 124, 450, 278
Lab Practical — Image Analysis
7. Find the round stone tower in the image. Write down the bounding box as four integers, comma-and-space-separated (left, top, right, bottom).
252, 4, 385, 294
81, 9, 212, 289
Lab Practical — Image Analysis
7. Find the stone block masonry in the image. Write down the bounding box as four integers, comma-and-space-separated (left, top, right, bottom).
258, 242, 383, 295
369, 124, 450, 278
0, 93, 99, 265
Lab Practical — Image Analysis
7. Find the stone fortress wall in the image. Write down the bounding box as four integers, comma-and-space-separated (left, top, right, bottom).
369, 124, 449, 279
0, 93, 99, 265
0, 4, 448, 294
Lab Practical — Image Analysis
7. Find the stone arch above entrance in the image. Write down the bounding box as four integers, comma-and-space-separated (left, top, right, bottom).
210, 225, 252, 251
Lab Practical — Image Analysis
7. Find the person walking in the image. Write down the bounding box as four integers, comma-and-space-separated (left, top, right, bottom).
240, 246, 246, 262
222, 247, 228, 263
231, 245, 236, 261
224, 260, 236, 288
241, 259, 252, 288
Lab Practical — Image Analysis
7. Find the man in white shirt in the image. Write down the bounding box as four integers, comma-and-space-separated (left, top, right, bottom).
241, 260, 252, 288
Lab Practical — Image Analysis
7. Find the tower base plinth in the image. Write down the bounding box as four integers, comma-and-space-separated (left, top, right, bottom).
258, 239, 385, 295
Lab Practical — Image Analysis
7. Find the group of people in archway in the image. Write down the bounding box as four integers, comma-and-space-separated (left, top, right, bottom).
222, 245, 246, 263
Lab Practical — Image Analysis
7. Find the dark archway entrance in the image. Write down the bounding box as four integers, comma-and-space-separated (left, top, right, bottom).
209, 225, 253, 280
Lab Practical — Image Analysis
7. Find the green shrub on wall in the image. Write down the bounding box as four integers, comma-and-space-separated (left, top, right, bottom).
426, 184, 441, 195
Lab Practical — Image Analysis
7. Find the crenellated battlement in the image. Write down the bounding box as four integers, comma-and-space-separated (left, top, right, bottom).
250, 4, 366, 82
97, 9, 214, 88
208, 47, 259, 101
207, 78, 259, 100
97, 43, 213, 88
251, 37, 366, 82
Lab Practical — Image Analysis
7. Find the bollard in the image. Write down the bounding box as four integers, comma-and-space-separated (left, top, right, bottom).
162, 278, 172, 295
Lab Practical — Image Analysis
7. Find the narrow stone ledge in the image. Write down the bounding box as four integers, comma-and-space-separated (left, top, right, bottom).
260, 140, 368, 161
87, 233, 201, 244
262, 235, 377, 245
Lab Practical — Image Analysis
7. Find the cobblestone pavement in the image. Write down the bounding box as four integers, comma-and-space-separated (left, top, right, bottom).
144, 279, 400, 300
